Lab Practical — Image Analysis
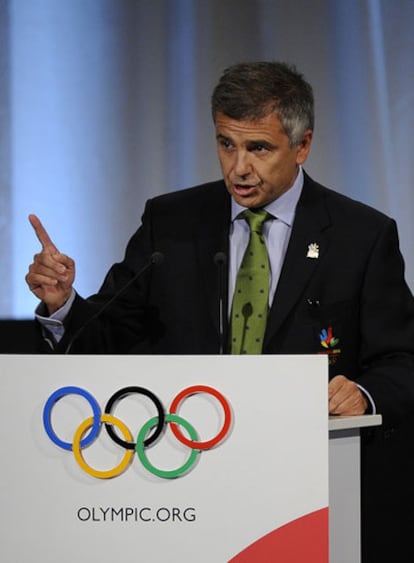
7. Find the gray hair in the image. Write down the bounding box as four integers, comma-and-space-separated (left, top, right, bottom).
211, 61, 314, 146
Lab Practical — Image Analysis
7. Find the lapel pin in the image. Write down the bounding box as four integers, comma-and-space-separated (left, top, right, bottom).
306, 242, 319, 259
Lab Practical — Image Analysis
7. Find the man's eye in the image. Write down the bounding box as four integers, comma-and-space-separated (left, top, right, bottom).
220, 139, 233, 149
253, 144, 267, 152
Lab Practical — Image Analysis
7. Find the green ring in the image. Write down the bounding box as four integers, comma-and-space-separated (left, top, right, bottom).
136, 413, 199, 479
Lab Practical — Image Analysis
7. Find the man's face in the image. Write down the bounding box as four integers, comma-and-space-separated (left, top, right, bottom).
215, 112, 312, 208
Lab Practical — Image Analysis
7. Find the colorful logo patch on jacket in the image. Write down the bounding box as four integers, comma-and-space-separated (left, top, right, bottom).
318, 327, 341, 365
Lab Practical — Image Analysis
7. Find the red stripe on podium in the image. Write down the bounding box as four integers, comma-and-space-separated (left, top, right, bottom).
229, 507, 329, 562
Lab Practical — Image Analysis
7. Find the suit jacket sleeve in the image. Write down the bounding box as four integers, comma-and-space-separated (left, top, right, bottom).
353, 218, 414, 423
54, 180, 230, 355
55, 200, 157, 354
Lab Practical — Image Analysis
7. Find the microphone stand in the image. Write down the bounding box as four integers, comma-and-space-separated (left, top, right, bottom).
214, 252, 227, 355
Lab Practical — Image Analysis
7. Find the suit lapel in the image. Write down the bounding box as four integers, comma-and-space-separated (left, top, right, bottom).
264, 176, 332, 346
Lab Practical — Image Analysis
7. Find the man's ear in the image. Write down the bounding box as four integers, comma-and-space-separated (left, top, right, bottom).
296, 130, 313, 165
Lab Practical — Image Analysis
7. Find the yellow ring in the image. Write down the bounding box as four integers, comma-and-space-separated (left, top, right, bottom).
73, 414, 134, 479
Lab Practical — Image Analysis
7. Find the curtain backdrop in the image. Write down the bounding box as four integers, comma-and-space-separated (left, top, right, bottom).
1, 0, 413, 317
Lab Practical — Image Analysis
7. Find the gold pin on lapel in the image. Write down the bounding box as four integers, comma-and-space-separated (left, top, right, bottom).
307, 243, 319, 259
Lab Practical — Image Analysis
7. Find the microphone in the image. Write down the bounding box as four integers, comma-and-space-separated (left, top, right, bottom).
214, 252, 227, 354
64, 251, 164, 354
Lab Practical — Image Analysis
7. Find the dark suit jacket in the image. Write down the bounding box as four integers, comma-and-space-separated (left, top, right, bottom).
56, 173, 414, 426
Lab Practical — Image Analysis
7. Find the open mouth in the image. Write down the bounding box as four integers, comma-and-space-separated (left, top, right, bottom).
233, 184, 257, 196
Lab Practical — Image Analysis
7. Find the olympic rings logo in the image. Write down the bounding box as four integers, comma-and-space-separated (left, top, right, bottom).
43, 385, 232, 480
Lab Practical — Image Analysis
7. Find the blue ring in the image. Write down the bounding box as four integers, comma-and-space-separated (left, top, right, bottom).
43, 386, 101, 451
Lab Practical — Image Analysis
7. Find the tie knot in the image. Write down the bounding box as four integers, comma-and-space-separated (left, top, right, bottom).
243, 209, 270, 234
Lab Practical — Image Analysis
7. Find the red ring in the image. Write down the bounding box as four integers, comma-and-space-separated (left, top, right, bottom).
169, 385, 232, 450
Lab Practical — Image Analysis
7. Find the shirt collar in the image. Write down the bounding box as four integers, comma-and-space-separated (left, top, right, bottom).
231, 166, 304, 227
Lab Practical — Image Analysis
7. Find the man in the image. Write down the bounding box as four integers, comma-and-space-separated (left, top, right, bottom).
26, 61, 414, 424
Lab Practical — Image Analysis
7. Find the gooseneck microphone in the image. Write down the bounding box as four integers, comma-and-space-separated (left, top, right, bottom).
64, 251, 164, 354
214, 251, 227, 354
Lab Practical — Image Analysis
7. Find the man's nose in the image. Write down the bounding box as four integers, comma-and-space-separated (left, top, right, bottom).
233, 151, 252, 178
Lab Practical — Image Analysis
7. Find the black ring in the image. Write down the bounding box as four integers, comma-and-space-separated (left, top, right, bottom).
104, 386, 165, 449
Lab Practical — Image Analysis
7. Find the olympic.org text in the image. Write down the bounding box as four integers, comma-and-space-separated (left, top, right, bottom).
77, 506, 196, 523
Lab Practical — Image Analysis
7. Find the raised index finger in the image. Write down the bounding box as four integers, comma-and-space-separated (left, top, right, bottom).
28, 214, 59, 253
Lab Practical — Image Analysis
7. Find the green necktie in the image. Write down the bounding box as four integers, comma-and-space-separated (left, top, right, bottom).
230, 208, 270, 354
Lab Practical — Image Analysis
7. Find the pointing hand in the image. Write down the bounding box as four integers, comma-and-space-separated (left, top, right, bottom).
25, 214, 75, 314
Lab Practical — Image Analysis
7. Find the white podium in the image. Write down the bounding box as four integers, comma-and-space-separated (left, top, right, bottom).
0, 354, 379, 562
329, 414, 381, 563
